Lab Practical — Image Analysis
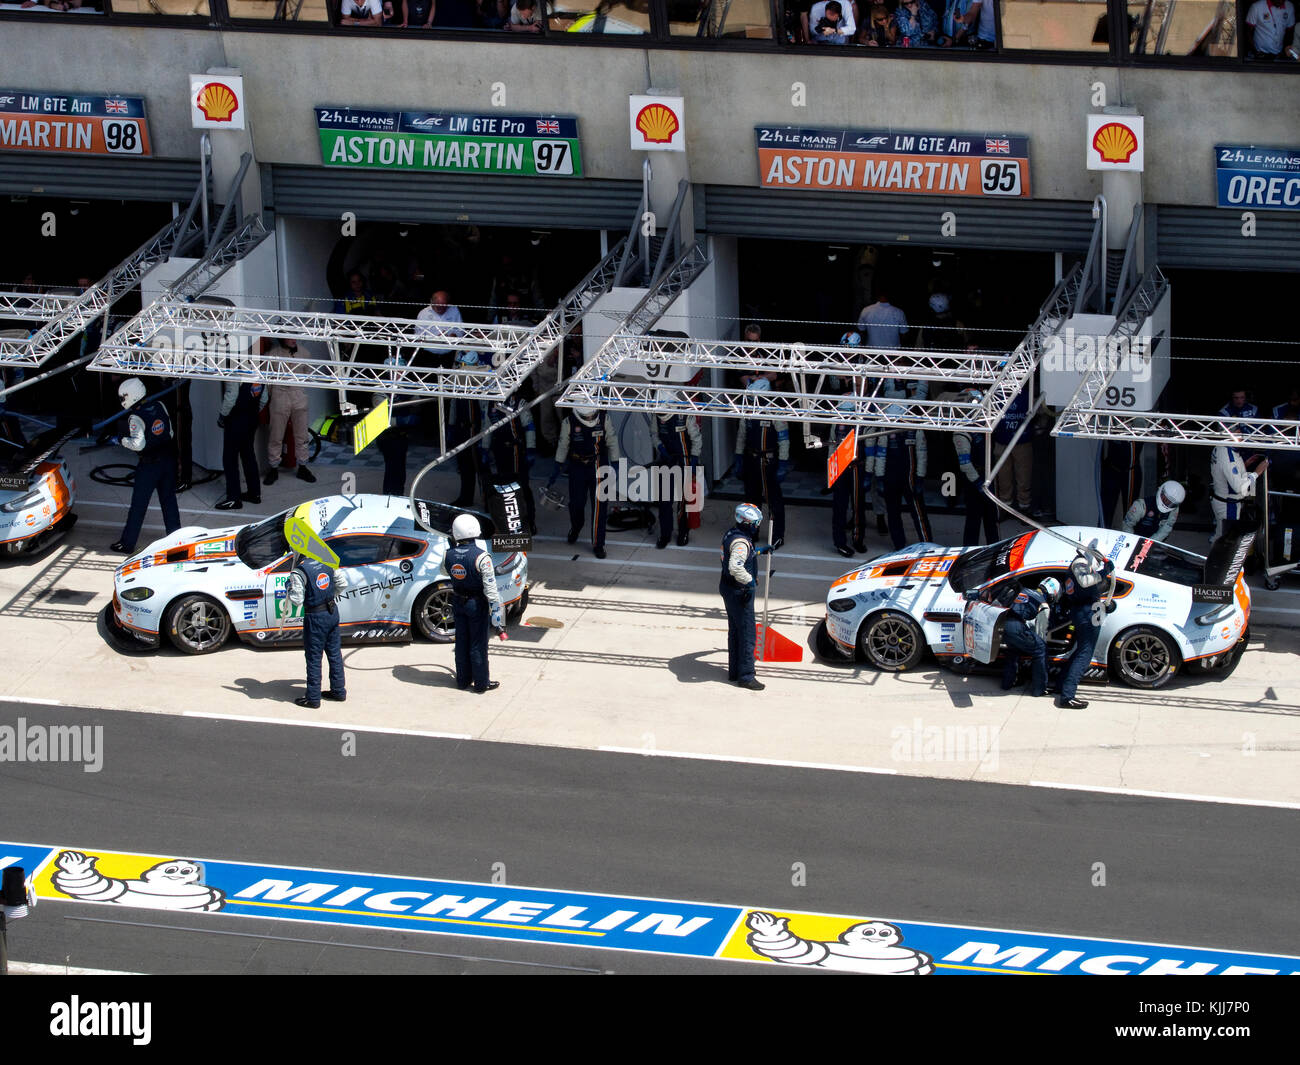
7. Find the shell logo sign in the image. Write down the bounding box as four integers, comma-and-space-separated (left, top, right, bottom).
190, 73, 246, 131
1086, 112, 1143, 171
629, 94, 685, 152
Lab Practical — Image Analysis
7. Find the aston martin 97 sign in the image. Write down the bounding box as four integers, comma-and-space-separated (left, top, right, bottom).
755, 126, 1030, 198
316, 108, 582, 177
0, 89, 151, 157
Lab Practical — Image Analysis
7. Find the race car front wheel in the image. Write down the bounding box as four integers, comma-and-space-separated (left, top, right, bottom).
164, 594, 232, 655
414, 582, 456, 643
858, 611, 926, 672
1108, 625, 1179, 689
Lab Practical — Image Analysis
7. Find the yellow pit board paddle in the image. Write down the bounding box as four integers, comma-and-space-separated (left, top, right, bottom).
283, 513, 340, 568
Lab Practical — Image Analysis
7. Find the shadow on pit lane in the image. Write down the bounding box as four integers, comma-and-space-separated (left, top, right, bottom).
391, 663, 458, 689
223, 677, 308, 702
525, 591, 820, 627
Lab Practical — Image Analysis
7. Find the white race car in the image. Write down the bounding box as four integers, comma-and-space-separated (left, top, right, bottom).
815, 526, 1252, 689
1, 428, 77, 556
107, 494, 529, 654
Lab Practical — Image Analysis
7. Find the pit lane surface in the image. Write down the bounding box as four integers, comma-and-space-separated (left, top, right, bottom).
2, 700, 1297, 975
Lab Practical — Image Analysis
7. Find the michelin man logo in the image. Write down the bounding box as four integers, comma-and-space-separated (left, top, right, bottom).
52, 850, 225, 912
746, 911, 933, 974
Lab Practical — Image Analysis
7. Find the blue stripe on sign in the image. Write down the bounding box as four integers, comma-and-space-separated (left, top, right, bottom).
0, 843, 58, 876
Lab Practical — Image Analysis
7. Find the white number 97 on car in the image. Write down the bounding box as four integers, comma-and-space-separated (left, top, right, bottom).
814, 525, 1251, 690
106, 494, 528, 654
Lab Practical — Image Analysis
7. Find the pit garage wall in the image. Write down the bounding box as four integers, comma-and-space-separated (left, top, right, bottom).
5, 24, 1300, 210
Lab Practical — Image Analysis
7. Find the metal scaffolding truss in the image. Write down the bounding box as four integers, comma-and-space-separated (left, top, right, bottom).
91, 235, 630, 401
0, 292, 77, 322
0, 212, 203, 368
492, 238, 626, 395
558, 261, 1085, 433
1051, 266, 1300, 449
168, 215, 271, 302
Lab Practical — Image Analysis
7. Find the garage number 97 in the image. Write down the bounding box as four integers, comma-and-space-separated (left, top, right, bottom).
980, 159, 1021, 196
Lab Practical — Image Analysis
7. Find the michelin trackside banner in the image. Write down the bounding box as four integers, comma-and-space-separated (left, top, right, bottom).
5, 842, 1298, 974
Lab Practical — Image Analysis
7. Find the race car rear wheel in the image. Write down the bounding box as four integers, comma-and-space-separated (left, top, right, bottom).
414, 582, 456, 642
1108, 625, 1179, 689
858, 611, 926, 672
164, 594, 232, 655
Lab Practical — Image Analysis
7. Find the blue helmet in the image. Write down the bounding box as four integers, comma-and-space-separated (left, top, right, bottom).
735, 503, 762, 530
455, 350, 481, 367
840, 331, 862, 347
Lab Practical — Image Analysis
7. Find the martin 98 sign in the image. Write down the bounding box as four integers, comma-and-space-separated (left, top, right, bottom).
756, 126, 1030, 198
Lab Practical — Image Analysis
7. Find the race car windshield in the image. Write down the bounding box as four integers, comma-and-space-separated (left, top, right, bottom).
947, 532, 1037, 593
1124, 538, 1203, 587
235, 510, 291, 568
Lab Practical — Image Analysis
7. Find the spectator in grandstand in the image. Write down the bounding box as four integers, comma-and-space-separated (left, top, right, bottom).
339, 0, 384, 26
1273, 387, 1300, 421
416, 290, 464, 369
495, 291, 536, 326
1244, 0, 1296, 58
857, 289, 909, 349
433, 0, 478, 27
892, 0, 939, 46
862, 3, 896, 45
501, 0, 543, 30
939, 0, 972, 45
809, 0, 855, 42
957, 0, 997, 48
402, 0, 434, 25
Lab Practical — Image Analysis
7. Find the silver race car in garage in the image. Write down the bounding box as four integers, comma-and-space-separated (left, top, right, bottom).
815, 525, 1252, 689
107, 494, 529, 653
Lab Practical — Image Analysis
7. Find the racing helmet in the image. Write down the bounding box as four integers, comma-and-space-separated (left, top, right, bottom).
451, 513, 481, 542
118, 377, 146, 410
454, 350, 481, 367
929, 293, 951, 314
747, 377, 771, 392
1156, 480, 1186, 513
734, 503, 762, 531
840, 331, 862, 347
574, 405, 600, 425
1038, 577, 1062, 602
655, 388, 677, 421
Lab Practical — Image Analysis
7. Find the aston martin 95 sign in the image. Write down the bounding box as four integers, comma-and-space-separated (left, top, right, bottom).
316, 108, 582, 177
755, 126, 1030, 198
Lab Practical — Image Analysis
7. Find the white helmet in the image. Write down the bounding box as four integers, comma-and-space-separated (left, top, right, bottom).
735, 503, 762, 529
1156, 480, 1185, 512
655, 388, 677, 420
574, 406, 600, 425
118, 377, 146, 410
451, 513, 481, 542
747, 377, 771, 392
1038, 577, 1061, 601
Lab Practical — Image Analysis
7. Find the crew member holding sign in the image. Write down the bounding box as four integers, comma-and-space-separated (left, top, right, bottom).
1056, 550, 1114, 710
447, 513, 506, 694
284, 518, 346, 709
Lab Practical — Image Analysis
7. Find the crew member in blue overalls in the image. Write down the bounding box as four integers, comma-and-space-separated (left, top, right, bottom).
875, 405, 931, 550
110, 378, 182, 554
830, 401, 868, 558
216, 376, 269, 510
1121, 480, 1185, 542
486, 397, 537, 535
733, 378, 789, 549
953, 388, 999, 546
720, 504, 774, 691
654, 388, 703, 550
1000, 576, 1061, 697
556, 404, 620, 559
449, 351, 486, 508
1056, 551, 1115, 709
447, 513, 506, 694
287, 554, 346, 709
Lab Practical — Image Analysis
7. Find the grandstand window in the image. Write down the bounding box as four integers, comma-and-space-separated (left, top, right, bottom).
104, 0, 207, 13
549, 0, 651, 32
998, 0, 1107, 52
1124, 0, 1239, 58
668, 0, 778, 38
228, 0, 329, 20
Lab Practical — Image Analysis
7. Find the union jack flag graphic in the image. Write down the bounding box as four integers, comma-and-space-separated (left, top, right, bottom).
536, 119, 560, 135
105, 99, 130, 114
985, 139, 1010, 154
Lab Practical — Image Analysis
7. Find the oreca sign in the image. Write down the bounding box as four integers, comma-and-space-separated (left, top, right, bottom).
630, 95, 685, 153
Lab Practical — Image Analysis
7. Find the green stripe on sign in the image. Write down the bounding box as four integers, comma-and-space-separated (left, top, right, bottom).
319, 130, 582, 177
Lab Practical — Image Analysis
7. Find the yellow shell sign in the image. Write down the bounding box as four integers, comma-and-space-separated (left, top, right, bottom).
196, 82, 239, 124
1092, 121, 1137, 164
635, 103, 679, 145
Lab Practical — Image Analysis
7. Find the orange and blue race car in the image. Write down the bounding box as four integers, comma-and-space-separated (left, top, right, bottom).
0, 427, 77, 556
